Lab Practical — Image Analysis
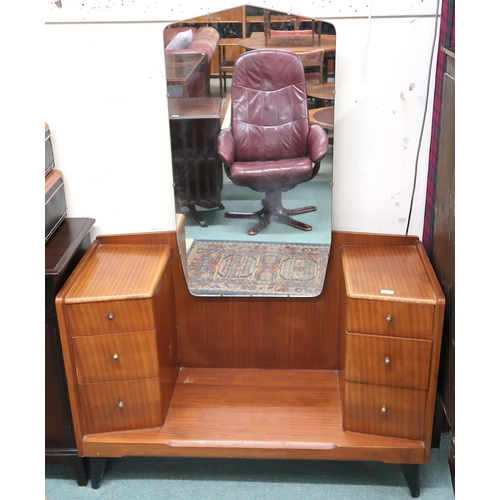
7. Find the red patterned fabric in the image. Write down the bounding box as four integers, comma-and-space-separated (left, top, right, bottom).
422, 0, 455, 252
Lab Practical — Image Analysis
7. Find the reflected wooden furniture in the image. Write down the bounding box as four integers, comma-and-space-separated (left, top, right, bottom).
45, 217, 94, 486
309, 106, 334, 133
263, 9, 322, 46
218, 38, 243, 97
307, 82, 335, 107
168, 97, 223, 227
186, 6, 247, 77
297, 49, 325, 85
240, 31, 335, 54
240, 32, 335, 82
55, 229, 444, 498
165, 53, 208, 98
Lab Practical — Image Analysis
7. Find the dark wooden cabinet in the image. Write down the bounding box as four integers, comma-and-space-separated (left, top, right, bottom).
430, 46, 455, 491
169, 97, 223, 227
45, 217, 95, 486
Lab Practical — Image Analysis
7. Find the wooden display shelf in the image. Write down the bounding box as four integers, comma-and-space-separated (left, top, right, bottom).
82, 367, 424, 462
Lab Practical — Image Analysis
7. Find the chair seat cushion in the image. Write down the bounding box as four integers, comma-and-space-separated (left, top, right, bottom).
229, 157, 313, 192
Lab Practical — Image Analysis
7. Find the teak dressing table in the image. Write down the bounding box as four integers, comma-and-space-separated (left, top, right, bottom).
55, 226, 444, 498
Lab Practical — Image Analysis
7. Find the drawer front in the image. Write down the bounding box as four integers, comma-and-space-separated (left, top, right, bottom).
345, 333, 432, 390
79, 377, 164, 434
67, 299, 155, 336
73, 330, 159, 384
343, 381, 426, 440
346, 297, 434, 339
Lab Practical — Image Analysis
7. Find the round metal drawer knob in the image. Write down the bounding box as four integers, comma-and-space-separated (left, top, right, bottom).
113, 353, 119, 361
381, 405, 387, 414
384, 357, 391, 365
386, 315, 392, 323
117, 401, 124, 409
108, 313, 114, 321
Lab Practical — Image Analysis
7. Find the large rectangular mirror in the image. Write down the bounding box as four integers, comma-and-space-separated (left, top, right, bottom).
164, 6, 335, 297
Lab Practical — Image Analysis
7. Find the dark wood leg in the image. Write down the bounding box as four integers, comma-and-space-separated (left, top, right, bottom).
432, 395, 445, 448
89, 457, 108, 489
69, 456, 89, 486
187, 205, 207, 227
401, 464, 420, 498
45, 451, 89, 486
449, 437, 455, 494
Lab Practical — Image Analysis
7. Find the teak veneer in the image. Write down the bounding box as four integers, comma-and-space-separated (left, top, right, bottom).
55, 225, 444, 497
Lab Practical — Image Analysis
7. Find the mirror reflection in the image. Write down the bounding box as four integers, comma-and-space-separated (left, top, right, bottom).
164, 6, 335, 297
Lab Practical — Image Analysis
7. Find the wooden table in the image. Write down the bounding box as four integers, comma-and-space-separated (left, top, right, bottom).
239, 32, 336, 54
309, 106, 334, 131
240, 32, 336, 81
165, 53, 208, 98
307, 82, 335, 101
307, 82, 335, 108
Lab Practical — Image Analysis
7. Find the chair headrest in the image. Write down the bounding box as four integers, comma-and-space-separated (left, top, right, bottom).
232, 49, 306, 91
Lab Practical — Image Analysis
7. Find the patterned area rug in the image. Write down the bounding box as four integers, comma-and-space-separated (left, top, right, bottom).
186, 239, 330, 296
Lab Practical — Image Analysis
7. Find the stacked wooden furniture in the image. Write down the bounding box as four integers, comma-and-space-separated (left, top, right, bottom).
45, 217, 95, 486
55, 229, 444, 497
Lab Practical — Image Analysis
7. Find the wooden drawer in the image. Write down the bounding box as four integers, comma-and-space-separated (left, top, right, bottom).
345, 333, 432, 390
79, 377, 164, 435
67, 299, 155, 336
346, 297, 434, 339
343, 381, 426, 440
73, 330, 159, 384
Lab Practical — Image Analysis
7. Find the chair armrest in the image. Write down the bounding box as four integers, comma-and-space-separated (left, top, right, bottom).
308, 124, 329, 163
217, 128, 235, 166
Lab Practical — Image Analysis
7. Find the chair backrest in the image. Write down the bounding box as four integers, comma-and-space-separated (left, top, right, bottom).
230, 49, 310, 163
296, 49, 324, 84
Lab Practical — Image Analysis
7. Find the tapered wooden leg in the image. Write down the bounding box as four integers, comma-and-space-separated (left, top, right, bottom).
45, 453, 88, 486
89, 457, 108, 489
69, 456, 89, 486
401, 464, 420, 498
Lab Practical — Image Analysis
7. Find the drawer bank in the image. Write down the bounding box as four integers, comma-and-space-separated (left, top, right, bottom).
55, 229, 444, 498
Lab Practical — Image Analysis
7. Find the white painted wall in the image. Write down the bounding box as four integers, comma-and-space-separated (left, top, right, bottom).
44, 0, 440, 239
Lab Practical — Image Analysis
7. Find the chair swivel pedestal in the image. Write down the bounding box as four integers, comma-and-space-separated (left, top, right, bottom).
225, 190, 318, 236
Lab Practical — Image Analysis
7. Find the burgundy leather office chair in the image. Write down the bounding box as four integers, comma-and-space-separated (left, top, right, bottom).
217, 49, 329, 236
